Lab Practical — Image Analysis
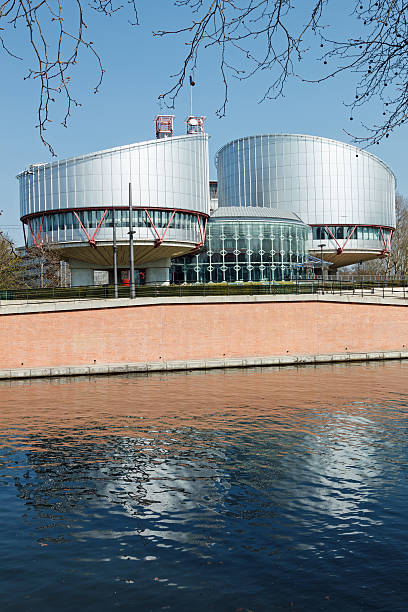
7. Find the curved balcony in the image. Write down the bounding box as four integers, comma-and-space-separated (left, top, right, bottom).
22, 207, 208, 267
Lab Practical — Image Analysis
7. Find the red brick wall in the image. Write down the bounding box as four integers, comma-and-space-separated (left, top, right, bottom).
1, 300, 408, 369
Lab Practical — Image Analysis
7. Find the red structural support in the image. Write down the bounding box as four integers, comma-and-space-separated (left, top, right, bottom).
160, 211, 176, 243
143, 208, 207, 248
196, 213, 207, 248
340, 225, 357, 253
379, 227, 394, 254
27, 213, 45, 247
73, 209, 108, 247
311, 224, 394, 255
22, 207, 209, 250
91, 210, 108, 245
143, 209, 176, 247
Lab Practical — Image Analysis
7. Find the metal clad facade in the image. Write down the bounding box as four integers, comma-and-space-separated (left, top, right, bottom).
18, 135, 210, 252
19, 134, 209, 217
216, 134, 395, 227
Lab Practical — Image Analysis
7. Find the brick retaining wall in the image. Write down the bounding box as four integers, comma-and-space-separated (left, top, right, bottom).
1, 295, 407, 378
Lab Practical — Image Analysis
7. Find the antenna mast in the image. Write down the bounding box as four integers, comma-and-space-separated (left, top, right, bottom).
189, 74, 195, 117
186, 73, 205, 134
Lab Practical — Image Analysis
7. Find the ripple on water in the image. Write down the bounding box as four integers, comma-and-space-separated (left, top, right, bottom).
1, 361, 408, 611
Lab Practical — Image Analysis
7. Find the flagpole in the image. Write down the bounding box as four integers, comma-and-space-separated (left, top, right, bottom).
190, 82, 193, 117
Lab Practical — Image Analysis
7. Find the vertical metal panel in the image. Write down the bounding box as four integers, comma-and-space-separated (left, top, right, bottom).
216, 134, 395, 228
18, 134, 210, 219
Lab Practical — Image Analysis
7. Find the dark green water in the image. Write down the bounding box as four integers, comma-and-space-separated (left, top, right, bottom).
1, 361, 407, 611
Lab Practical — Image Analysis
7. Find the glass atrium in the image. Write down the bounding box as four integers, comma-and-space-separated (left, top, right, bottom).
171, 207, 310, 284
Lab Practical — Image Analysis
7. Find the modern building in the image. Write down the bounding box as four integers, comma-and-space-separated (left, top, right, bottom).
171, 207, 310, 283
216, 134, 396, 268
18, 126, 396, 285
18, 116, 209, 286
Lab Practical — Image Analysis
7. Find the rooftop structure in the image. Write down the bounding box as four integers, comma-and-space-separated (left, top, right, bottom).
186, 116, 205, 134
155, 115, 174, 139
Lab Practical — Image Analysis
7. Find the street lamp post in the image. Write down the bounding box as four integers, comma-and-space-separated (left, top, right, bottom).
112, 207, 118, 299
318, 243, 326, 294
128, 183, 135, 299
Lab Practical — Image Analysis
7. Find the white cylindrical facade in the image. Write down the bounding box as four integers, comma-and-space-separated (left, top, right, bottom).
18, 134, 210, 274
216, 134, 396, 267
20, 134, 209, 217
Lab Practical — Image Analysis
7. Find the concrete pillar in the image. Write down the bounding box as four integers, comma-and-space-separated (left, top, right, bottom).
71, 267, 95, 287
69, 259, 96, 287
144, 258, 171, 286
69, 259, 115, 287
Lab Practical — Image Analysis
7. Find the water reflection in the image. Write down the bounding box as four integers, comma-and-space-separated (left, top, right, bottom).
1, 362, 408, 611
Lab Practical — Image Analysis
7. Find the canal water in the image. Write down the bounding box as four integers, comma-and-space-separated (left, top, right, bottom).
1, 361, 408, 611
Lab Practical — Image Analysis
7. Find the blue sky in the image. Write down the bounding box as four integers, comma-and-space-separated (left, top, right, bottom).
1, 2, 407, 244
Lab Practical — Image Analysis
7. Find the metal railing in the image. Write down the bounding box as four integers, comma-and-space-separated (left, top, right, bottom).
1, 279, 408, 303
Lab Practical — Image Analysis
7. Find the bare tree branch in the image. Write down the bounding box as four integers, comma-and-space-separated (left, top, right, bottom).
303, 0, 408, 145
155, 1, 327, 116
155, 0, 408, 146
2, 1, 408, 151
0, 0, 138, 155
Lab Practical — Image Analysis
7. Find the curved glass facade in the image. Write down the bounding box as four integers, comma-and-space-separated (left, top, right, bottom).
216, 134, 395, 228
311, 224, 394, 253
171, 216, 309, 283
312, 226, 392, 242
25, 209, 204, 247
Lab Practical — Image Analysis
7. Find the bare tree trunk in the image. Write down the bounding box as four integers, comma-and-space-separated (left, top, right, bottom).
386, 253, 391, 278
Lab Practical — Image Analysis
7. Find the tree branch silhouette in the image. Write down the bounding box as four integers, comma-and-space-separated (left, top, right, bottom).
2, 1, 408, 152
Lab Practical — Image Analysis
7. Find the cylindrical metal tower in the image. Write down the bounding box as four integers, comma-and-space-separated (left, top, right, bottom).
18, 134, 210, 285
216, 134, 396, 267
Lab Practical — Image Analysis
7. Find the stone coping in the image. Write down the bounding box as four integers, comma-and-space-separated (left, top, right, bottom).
1, 350, 407, 380
1, 292, 407, 315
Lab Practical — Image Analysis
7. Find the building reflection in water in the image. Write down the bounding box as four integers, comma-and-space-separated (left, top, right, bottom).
2, 362, 407, 546
2, 361, 408, 610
